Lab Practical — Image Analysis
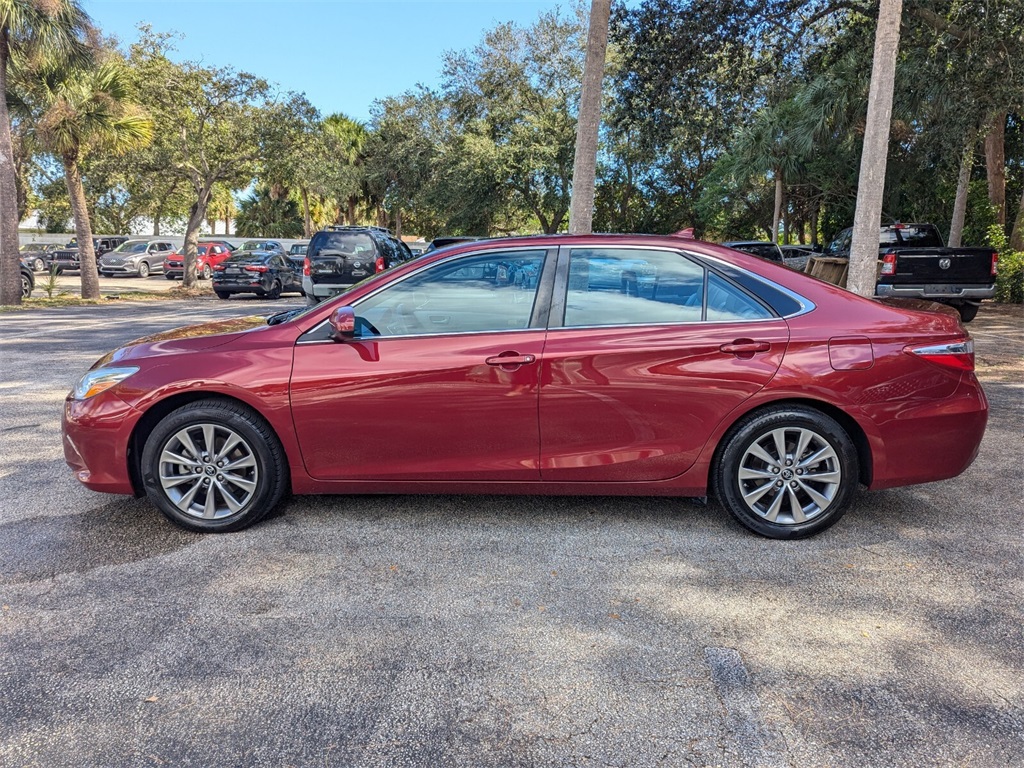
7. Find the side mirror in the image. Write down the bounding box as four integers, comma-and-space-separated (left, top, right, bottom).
329, 306, 357, 342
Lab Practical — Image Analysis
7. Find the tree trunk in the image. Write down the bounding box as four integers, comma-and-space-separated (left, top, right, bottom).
948, 139, 974, 248
771, 173, 784, 243
848, 0, 903, 298
984, 112, 1006, 228
63, 156, 100, 300
810, 205, 819, 247
182, 183, 215, 289
0, 27, 23, 306
394, 208, 402, 240
1010, 186, 1024, 251
568, 0, 612, 234
300, 186, 312, 237
347, 196, 357, 225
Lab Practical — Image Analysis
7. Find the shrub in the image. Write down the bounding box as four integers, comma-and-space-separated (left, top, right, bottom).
988, 226, 1024, 304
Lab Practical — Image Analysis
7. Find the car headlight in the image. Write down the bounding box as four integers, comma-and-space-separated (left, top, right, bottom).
72, 366, 140, 399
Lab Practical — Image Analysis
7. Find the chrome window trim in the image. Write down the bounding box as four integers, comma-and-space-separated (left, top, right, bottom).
685, 250, 816, 318
296, 322, 541, 345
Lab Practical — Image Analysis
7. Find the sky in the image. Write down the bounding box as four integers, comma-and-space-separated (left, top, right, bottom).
85, 0, 568, 122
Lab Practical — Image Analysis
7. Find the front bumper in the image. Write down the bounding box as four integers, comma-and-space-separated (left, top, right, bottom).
62, 394, 142, 495
99, 262, 144, 276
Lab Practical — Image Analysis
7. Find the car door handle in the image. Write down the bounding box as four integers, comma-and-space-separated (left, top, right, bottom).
720, 340, 771, 357
485, 353, 536, 367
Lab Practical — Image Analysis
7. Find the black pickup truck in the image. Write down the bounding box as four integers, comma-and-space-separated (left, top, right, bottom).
824, 224, 997, 322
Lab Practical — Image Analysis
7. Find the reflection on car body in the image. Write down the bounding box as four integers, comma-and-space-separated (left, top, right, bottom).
63, 233, 988, 541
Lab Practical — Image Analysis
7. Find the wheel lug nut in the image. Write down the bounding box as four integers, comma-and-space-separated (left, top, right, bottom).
216, 474, 223, 481
790, 481, 798, 488
796, 469, 803, 476
786, 459, 792, 467
775, 480, 783, 487
772, 467, 780, 474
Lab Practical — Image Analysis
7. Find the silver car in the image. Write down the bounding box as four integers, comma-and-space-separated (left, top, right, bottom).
98, 240, 176, 278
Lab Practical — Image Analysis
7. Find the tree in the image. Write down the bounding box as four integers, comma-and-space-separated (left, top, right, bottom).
234, 185, 303, 237
0, 0, 91, 305
34, 57, 153, 299
847, 0, 903, 298
568, 0, 611, 234
129, 31, 285, 287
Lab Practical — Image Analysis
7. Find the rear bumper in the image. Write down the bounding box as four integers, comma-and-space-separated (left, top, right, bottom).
875, 284, 996, 301
868, 373, 988, 490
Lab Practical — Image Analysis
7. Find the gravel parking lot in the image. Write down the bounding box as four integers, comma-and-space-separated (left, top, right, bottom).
0, 299, 1021, 767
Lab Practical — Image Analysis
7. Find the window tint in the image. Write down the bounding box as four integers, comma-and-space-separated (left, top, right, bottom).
564, 248, 705, 327
895, 226, 943, 248
706, 273, 773, 321
355, 250, 546, 337
312, 232, 374, 257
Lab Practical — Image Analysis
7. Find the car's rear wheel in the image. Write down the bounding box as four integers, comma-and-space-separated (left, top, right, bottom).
713, 406, 859, 539
140, 400, 288, 532
265, 280, 282, 300
138, 261, 151, 278
215, 290, 230, 300
21, 272, 33, 298
201, 264, 212, 280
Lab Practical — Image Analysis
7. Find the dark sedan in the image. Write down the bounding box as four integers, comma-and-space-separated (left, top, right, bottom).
212, 250, 302, 299
63, 233, 987, 539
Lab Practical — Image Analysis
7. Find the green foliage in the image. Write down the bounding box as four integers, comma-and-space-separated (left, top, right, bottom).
988, 225, 1024, 304
234, 186, 304, 238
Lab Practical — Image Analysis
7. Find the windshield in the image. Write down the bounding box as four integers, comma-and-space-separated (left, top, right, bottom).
114, 241, 149, 254
240, 241, 274, 251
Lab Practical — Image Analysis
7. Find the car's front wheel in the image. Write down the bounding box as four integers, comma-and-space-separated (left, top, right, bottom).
201, 264, 212, 280
137, 261, 151, 278
21, 272, 33, 298
140, 399, 288, 532
713, 406, 859, 539
32, 257, 45, 272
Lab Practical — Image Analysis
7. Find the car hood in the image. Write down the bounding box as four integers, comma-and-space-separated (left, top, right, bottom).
93, 316, 268, 367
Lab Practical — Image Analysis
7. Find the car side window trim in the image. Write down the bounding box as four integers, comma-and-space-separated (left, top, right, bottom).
296, 246, 558, 345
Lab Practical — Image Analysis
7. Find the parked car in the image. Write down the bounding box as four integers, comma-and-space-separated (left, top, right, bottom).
163, 242, 234, 280
51, 236, 130, 274
302, 226, 414, 304
423, 236, 481, 254
723, 241, 811, 272
778, 245, 815, 271
98, 239, 176, 277
212, 250, 303, 299
287, 241, 309, 272
19, 243, 60, 272
19, 259, 35, 298
824, 223, 996, 322
238, 239, 285, 255
62, 232, 988, 539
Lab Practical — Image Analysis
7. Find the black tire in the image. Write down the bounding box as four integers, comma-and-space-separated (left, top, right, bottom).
712, 406, 859, 539
140, 399, 289, 532
21, 272, 33, 299
201, 264, 212, 280
215, 290, 231, 300
32, 257, 45, 272
265, 280, 282, 300
55, 267, 64, 275
165, 273, 177, 280
138, 261, 151, 278
957, 303, 979, 323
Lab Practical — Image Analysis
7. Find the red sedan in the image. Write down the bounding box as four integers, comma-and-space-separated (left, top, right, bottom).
62, 233, 987, 538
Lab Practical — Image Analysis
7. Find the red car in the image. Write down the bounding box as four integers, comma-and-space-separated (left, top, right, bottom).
63, 233, 987, 538
163, 242, 234, 280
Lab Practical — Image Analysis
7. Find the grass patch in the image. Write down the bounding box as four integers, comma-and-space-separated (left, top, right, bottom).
1, 291, 198, 311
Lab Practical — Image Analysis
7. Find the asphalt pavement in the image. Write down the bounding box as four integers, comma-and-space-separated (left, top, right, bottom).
0, 299, 1021, 767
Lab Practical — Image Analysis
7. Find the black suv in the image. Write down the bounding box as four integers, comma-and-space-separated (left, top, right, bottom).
302, 226, 414, 304
52, 236, 129, 274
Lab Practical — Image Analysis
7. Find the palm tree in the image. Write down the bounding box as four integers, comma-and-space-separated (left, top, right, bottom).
322, 113, 369, 224
0, 0, 91, 305
568, 0, 611, 234
848, 0, 904, 298
35, 58, 153, 299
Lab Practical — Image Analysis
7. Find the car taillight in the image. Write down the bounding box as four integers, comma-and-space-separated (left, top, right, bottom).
213, 264, 226, 272
245, 265, 269, 273
991, 252, 999, 276
880, 251, 897, 276
303, 256, 310, 277
906, 340, 974, 372
375, 256, 385, 273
